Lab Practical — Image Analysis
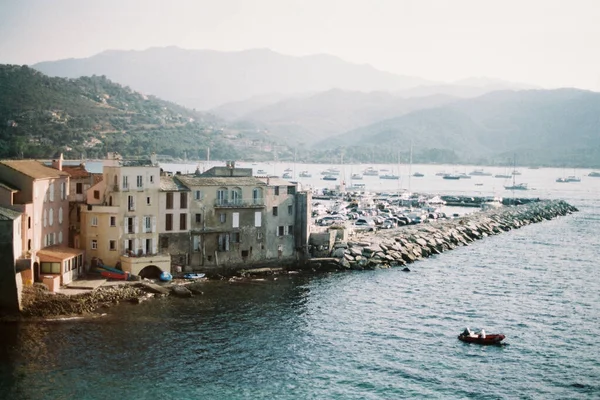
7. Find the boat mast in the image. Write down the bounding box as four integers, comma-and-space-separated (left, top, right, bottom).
408, 141, 413, 194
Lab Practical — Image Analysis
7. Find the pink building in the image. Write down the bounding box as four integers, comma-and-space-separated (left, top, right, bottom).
0, 158, 85, 298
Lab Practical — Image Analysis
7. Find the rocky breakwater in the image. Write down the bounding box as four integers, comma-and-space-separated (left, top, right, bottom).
313, 200, 578, 272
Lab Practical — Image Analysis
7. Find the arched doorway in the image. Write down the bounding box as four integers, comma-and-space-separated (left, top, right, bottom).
138, 265, 162, 279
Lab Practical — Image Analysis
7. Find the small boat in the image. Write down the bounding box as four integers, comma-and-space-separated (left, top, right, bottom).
380, 174, 400, 180
556, 177, 567, 183
589, 171, 600, 177
322, 175, 337, 181
443, 174, 461, 180
159, 271, 173, 282
475, 183, 484, 186
299, 171, 312, 178
565, 176, 581, 182
100, 270, 130, 280
512, 170, 522, 175
469, 169, 492, 176
183, 273, 206, 280
458, 332, 506, 345
282, 173, 292, 179
351, 173, 363, 180
504, 183, 528, 190
458, 173, 471, 179
495, 174, 511, 179
284, 168, 292, 172
363, 167, 379, 176
256, 169, 267, 175
412, 172, 424, 177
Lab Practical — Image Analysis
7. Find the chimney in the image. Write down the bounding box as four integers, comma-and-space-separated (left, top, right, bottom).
150, 152, 158, 166
52, 153, 64, 171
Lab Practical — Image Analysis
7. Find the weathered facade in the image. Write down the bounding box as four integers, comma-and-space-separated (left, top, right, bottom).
80, 153, 170, 277
158, 174, 191, 268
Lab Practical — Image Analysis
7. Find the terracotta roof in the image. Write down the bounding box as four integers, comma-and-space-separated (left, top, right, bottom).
63, 164, 90, 178
0, 160, 69, 179
92, 174, 103, 185
37, 246, 84, 262
176, 175, 267, 187
0, 206, 22, 220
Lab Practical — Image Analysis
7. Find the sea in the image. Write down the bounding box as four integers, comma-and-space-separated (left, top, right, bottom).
1, 162, 599, 399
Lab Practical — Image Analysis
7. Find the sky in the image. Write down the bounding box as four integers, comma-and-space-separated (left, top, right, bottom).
1, 0, 600, 90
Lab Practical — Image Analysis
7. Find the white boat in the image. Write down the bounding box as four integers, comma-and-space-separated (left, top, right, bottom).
299, 171, 312, 178
469, 169, 492, 176
351, 173, 363, 180
363, 167, 379, 176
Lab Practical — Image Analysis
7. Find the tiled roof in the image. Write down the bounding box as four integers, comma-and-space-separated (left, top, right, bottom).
92, 174, 103, 185
37, 246, 84, 261
0, 206, 22, 220
160, 176, 190, 192
257, 177, 296, 186
0, 160, 69, 179
63, 164, 90, 178
176, 175, 267, 187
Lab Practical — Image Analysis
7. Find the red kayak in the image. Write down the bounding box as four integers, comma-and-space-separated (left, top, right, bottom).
100, 270, 130, 280
458, 333, 505, 345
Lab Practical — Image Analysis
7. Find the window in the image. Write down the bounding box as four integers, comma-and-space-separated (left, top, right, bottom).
61, 182, 66, 199
128, 195, 135, 211
94, 190, 100, 199
166, 192, 173, 209
43, 209, 47, 227
109, 240, 116, 251
195, 213, 202, 224
91, 216, 98, 226
41, 262, 61, 274
126, 217, 134, 233
28, 217, 31, 229
230, 188, 242, 205
76, 182, 83, 194
219, 213, 226, 223
144, 216, 152, 233
58, 207, 63, 224
150, 175, 154, 183
194, 190, 203, 200
288, 225, 294, 235
110, 216, 116, 227
180, 192, 188, 209
273, 206, 278, 216
252, 188, 262, 205
91, 239, 98, 249
218, 233, 230, 252
217, 188, 228, 205
28, 239, 31, 250
166, 214, 173, 231
123, 175, 129, 190
146, 196, 151, 205
274, 186, 280, 196
49, 183, 54, 201
255, 212, 262, 227
160, 237, 169, 249
288, 205, 293, 215
278, 226, 284, 236
49, 208, 54, 226
192, 236, 201, 252
58, 231, 63, 244
287, 186, 296, 195
137, 175, 143, 188
179, 213, 187, 230
232, 232, 240, 243
232, 212, 239, 228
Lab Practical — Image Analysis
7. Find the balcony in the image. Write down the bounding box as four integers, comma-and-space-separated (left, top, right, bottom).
214, 198, 265, 208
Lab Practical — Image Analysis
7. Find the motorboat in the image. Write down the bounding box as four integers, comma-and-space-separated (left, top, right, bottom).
256, 169, 267, 175
565, 176, 581, 182
183, 273, 206, 279
363, 167, 379, 176
504, 183, 528, 190
351, 173, 363, 180
495, 174, 511, 179
282, 173, 292, 179
380, 174, 400, 180
322, 175, 337, 181
589, 171, 600, 177
442, 174, 460, 180
458, 331, 505, 345
412, 172, 424, 177
299, 171, 312, 178
469, 169, 492, 176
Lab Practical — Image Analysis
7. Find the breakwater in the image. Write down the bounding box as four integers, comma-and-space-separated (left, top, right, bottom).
307, 200, 578, 272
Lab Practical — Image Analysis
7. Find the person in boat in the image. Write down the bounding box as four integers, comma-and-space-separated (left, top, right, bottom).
478, 329, 486, 339
462, 327, 474, 337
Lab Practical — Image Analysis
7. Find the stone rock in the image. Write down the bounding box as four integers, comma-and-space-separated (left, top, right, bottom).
170, 285, 193, 298
350, 247, 363, 256
332, 247, 346, 258
137, 282, 170, 295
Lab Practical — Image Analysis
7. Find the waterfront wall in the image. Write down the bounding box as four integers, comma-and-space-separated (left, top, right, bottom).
307, 200, 578, 272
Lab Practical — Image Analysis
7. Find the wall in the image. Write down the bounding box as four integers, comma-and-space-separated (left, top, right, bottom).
0, 218, 19, 314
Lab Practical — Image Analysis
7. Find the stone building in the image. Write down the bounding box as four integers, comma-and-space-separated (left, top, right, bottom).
158, 174, 191, 268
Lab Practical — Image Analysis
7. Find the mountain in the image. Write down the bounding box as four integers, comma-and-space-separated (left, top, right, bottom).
33, 47, 433, 110
316, 89, 600, 167
0, 65, 278, 160
396, 78, 538, 99
225, 89, 458, 145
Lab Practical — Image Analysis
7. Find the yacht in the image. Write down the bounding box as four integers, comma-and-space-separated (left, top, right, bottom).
299, 171, 312, 178
282, 173, 293, 179
380, 174, 400, 180
469, 169, 492, 176
351, 173, 363, 180
363, 167, 379, 176
412, 172, 425, 177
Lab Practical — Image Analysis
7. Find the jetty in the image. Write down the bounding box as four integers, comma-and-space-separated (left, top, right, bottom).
305, 200, 577, 272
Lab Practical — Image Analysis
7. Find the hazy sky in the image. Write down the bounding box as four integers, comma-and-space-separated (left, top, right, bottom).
1, 0, 600, 90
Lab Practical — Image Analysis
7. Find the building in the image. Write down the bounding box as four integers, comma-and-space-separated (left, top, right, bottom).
0, 158, 84, 294
0, 206, 24, 313
62, 161, 102, 248
80, 153, 170, 277
173, 161, 311, 272
158, 174, 191, 268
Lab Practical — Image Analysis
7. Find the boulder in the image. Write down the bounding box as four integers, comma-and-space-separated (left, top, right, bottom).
170, 285, 193, 298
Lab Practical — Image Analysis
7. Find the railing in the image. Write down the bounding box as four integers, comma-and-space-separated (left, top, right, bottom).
121, 250, 166, 258
214, 198, 265, 208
